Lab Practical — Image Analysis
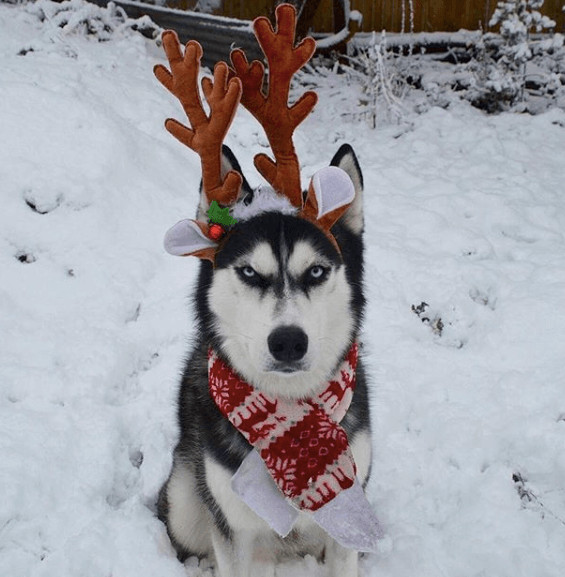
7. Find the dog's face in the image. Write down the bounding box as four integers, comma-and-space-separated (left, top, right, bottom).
208, 213, 354, 398
198, 144, 365, 399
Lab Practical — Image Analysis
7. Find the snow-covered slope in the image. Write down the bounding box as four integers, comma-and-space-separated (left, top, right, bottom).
1, 3, 564, 577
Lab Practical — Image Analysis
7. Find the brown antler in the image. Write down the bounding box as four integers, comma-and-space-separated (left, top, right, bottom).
230, 3, 317, 208
154, 31, 243, 207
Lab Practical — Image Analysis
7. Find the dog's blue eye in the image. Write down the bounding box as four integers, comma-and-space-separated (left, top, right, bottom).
237, 266, 269, 289
309, 266, 325, 279
301, 265, 329, 290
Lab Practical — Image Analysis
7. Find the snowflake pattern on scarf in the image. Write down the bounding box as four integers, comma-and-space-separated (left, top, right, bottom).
208, 343, 359, 511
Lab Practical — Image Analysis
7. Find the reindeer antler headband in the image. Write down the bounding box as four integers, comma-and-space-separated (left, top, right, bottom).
154, 3, 355, 261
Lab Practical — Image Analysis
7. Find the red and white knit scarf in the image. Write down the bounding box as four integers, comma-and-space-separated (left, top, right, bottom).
208, 343, 358, 512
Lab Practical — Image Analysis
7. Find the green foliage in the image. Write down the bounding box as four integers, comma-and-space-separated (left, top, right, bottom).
207, 201, 237, 226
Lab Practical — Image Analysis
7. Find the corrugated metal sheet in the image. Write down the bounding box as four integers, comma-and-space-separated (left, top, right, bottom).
91, 0, 263, 69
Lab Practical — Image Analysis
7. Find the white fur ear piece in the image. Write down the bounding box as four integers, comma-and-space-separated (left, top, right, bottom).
311, 166, 355, 219
164, 219, 218, 256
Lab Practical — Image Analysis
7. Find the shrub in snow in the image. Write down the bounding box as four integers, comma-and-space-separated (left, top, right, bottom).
466, 35, 526, 112
469, 0, 563, 112
23, 0, 160, 47
293, 32, 416, 130
490, 0, 556, 76
341, 32, 411, 128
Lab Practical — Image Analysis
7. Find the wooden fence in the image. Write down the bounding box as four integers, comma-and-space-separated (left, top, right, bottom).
344, 0, 565, 34
169, 0, 565, 34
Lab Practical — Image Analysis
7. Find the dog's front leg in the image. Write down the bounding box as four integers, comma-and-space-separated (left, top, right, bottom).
211, 527, 276, 577
325, 538, 359, 577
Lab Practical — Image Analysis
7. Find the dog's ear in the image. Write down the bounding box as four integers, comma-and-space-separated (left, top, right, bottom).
196, 145, 254, 221
330, 144, 364, 234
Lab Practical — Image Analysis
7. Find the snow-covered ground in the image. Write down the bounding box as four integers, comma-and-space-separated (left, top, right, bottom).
1, 2, 565, 576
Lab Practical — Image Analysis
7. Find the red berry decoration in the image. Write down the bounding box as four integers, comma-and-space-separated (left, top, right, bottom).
208, 223, 225, 241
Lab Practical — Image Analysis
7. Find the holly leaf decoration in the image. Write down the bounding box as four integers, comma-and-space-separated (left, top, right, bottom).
207, 201, 238, 226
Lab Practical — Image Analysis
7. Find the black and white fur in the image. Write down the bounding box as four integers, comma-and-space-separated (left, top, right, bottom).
158, 144, 371, 576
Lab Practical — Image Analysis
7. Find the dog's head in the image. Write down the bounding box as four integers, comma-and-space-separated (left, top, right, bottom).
197, 145, 365, 398
156, 6, 365, 397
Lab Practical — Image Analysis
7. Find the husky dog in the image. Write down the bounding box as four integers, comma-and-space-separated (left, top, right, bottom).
157, 143, 371, 577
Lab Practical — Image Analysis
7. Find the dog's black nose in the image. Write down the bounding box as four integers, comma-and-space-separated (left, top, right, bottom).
268, 326, 308, 362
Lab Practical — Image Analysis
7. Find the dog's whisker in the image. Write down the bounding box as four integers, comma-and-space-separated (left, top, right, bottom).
228, 332, 254, 341
316, 336, 341, 346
